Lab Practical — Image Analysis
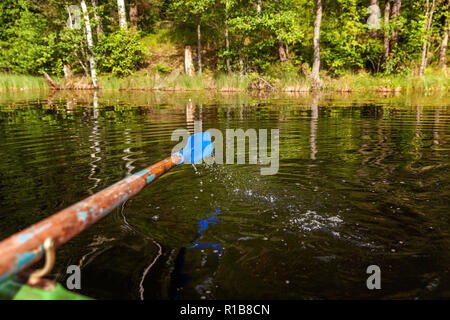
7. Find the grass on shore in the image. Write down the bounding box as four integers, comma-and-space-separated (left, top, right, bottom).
0, 70, 448, 93
97, 70, 449, 93
326, 71, 450, 93
98, 72, 251, 92
0, 74, 48, 91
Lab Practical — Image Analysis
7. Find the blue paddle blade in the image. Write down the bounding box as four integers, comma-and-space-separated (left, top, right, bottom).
175, 132, 213, 164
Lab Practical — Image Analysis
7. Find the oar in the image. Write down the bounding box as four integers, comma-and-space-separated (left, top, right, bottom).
0, 132, 213, 283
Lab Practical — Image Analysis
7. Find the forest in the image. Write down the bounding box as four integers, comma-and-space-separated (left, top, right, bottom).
0, 0, 449, 92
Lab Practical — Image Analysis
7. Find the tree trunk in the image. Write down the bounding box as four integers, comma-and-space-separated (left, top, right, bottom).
63, 65, 72, 78
197, 15, 202, 74
278, 39, 288, 63
237, 6, 250, 75
439, 0, 449, 70
130, 1, 138, 29
225, 9, 231, 73
383, 0, 391, 60
275, 5, 288, 63
440, 30, 449, 71
238, 35, 246, 75
389, 0, 402, 50
419, 0, 437, 76
311, 0, 323, 86
91, 0, 103, 39
185, 45, 195, 76
43, 72, 62, 90
74, 51, 89, 76
239, 58, 244, 74
117, 0, 127, 30
81, 0, 98, 89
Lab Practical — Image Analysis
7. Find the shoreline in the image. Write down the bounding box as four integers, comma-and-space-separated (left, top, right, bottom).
0, 72, 449, 94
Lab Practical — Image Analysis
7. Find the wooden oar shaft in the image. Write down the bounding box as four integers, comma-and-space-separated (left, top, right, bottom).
0, 154, 182, 282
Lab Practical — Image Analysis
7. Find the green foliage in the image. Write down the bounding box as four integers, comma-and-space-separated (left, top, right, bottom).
95, 29, 147, 77
0, 0, 449, 82
153, 64, 173, 74
170, 0, 215, 18
321, 0, 381, 76
0, 0, 20, 42
0, 9, 58, 75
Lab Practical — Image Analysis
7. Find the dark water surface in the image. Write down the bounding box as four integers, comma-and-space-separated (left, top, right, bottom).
0, 91, 449, 299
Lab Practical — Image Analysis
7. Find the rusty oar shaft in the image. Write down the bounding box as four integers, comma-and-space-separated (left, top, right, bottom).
0, 154, 182, 282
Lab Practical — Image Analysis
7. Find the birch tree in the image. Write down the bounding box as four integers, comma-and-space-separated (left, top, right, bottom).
80, 0, 98, 88
439, 0, 449, 70
311, 0, 322, 86
117, 0, 128, 29
419, 0, 437, 76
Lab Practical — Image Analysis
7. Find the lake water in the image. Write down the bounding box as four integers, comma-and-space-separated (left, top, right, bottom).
0, 91, 449, 299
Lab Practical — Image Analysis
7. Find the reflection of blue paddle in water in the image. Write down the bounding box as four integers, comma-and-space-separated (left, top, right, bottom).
169, 209, 222, 300
189, 209, 223, 255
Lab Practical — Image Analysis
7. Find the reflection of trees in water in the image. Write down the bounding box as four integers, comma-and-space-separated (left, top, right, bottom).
77, 236, 115, 270
310, 93, 319, 160
433, 106, 442, 147
88, 93, 101, 195
138, 238, 162, 300
117, 196, 163, 300
373, 115, 395, 188
407, 105, 423, 172
122, 128, 135, 177
186, 100, 195, 124
354, 105, 395, 191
